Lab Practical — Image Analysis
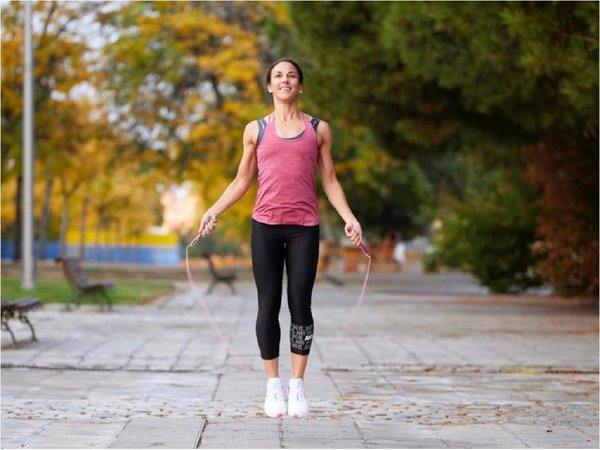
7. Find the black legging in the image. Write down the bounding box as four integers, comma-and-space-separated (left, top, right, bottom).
251, 219, 320, 360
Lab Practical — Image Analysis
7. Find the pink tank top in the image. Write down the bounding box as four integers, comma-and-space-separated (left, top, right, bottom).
252, 114, 320, 226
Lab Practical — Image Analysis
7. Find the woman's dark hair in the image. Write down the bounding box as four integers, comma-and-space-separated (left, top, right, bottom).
266, 58, 304, 84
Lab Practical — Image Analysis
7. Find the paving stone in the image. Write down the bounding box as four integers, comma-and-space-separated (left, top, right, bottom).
0, 418, 53, 449
356, 421, 447, 448
198, 418, 279, 448
281, 419, 365, 448
24, 419, 125, 449
431, 424, 527, 448
502, 424, 597, 448
110, 417, 204, 449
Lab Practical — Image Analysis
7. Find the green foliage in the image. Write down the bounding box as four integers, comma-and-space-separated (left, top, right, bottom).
382, 1, 598, 137
314, 123, 433, 238
288, 1, 598, 295
430, 167, 543, 293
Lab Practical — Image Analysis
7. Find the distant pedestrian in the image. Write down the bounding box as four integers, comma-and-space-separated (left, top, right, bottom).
197, 58, 363, 419
393, 240, 406, 272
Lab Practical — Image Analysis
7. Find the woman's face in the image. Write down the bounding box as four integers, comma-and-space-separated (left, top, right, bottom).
267, 61, 302, 101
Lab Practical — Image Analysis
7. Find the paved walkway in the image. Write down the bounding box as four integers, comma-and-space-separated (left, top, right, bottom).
1, 271, 598, 448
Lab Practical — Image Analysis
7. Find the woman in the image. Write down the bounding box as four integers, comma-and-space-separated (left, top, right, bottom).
197, 58, 363, 419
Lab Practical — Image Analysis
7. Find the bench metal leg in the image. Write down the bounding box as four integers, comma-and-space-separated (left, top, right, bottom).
206, 279, 236, 295
65, 292, 80, 311
206, 280, 216, 295
18, 312, 37, 342
1, 318, 18, 347
101, 291, 113, 311
93, 292, 112, 312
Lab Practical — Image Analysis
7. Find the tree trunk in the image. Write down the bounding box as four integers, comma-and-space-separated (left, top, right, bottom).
59, 179, 69, 257
116, 220, 122, 262
38, 176, 54, 260
79, 196, 89, 261
13, 175, 22, 261
94, 220, 101, 262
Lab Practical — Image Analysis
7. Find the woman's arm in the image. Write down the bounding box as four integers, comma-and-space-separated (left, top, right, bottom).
198, 121, 258, 237
317, 120, 363, 247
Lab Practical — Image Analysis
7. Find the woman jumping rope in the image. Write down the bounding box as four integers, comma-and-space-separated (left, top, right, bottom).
197, 58, 363, 419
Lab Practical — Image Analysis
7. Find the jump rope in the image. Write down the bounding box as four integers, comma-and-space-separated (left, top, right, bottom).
185, 225, 371, 371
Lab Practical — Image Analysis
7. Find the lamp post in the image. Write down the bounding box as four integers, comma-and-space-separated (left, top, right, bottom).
22, 0, 35, 290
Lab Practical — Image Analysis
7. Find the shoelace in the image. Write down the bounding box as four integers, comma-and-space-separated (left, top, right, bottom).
267, 385, 284, 401
290, 385, 306, 401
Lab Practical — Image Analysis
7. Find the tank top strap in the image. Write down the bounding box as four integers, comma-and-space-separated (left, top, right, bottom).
309, 116, 320, 132
257, 118, 267, 144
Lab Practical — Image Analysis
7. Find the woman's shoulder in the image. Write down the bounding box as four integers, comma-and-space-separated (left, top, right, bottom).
243, 120, 261, 145
245, 116, 270, 131
303, 112, 330, 131
244, 115, 272, 146
244, 120, 259, 132
309, 115, 331, 135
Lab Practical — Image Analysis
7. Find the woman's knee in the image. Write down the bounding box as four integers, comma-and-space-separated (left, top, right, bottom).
290, 322, 314, 354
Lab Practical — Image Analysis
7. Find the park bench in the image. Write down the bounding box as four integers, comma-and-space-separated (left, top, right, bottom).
203, 253, 236, 294
54, 257, 114, 311
1, 298, 42, 347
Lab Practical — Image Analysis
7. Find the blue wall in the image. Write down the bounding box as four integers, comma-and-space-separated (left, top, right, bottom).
0, 240, 181, 266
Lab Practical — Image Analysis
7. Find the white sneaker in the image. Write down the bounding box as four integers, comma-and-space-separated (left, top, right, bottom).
264, 378, 286, 418
288, 378, 309, 418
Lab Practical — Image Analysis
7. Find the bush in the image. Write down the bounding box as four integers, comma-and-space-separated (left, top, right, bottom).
430, 172, 544, 293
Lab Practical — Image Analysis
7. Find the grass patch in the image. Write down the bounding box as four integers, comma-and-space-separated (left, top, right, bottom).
1, 277, 177, 305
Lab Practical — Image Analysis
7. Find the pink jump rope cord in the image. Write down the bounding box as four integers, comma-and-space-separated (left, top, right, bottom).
342, 226, 371, 336
185, 233, 230, 345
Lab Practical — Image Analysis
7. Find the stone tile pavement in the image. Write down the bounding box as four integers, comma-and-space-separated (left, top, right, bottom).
1, 271, 598, 448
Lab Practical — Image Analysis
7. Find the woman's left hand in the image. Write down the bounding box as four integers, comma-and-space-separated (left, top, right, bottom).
198, 212, 218, 238
344, 220, 363, 248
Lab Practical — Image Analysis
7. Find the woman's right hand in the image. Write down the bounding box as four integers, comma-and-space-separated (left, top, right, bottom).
198, 212, 218, 237
344, 220, 363, 248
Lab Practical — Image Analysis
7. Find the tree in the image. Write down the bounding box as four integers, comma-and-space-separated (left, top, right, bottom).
97, 1, 287, 242
1, 1, 102, 258
288, 1, 598, 294
1, 1, 175, 261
